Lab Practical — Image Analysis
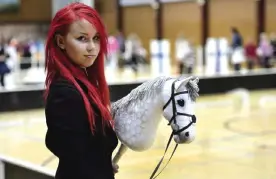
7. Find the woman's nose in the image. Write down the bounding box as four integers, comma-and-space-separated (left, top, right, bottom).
87, 40, 95, 51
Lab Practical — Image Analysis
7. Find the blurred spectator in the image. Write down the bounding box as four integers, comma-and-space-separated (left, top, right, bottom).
230, 27, 244, 72
115, 31, 126, 70
270, 33, 276, 64
0, 37, 11, 88
244, 38, 257, 70
257, 33, 273, 68
107, 35, 119, 69
20, 39, 33, 70
176, 35, 195, 75
175, 34, 188, 74
6, 37, 19, 71
125, 33, 146, 75
182, 40, 196, 74
231, 27, 243, 50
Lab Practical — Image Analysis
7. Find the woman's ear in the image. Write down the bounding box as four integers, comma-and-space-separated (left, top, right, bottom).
55, 34, 66, 50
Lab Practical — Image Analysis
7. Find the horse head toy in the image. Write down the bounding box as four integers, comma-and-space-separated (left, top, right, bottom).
111, 75, 199, 178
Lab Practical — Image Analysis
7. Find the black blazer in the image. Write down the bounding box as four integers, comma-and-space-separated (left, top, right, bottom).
45, 78, 118, 179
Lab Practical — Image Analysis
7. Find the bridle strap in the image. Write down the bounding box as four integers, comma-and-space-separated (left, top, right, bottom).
149, 115, 195, 179
173, 120, 193, 135
149, 132, 178, 179
150, 79, 196, 179
162, 82, 188, 111
170, 113, 196, 135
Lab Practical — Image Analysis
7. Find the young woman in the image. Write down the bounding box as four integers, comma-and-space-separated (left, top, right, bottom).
44, 2, 118, 179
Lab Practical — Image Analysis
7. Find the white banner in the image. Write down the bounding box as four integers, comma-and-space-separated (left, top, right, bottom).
160, 0, 193, 3
150, 39, 171, 76
120, 0, 194, 7
120, 0, 152, 6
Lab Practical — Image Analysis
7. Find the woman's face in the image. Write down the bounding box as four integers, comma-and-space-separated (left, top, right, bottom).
56, 19, 100, 68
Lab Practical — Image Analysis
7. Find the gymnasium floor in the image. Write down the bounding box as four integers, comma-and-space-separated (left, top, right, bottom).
0, 88, 275, 179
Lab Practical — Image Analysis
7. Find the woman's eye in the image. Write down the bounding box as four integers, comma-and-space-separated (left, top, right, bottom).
77, 36, 87, 41
177, 99, 185, 107
93, 35, 100, 41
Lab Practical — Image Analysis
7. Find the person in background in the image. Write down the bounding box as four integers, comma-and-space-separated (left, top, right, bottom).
18, 39, 32, 70
257, 33, 273, 69
244, 37, 257, 70
44, 2, 118, 179
182, 40, 196, 74
5, 37, 18, 70
175, 34, 188, 74
126, 33, 143, 76
0, 37, 10, 89
4, 37, 19, 89
115, 30, 126, 71
107, 35, 119, 70
230, 27, 244, 72
270, 32, 276, 65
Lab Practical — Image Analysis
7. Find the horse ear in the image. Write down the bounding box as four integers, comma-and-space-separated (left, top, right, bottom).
174, 76, 192, 91
191, 76, 199, 85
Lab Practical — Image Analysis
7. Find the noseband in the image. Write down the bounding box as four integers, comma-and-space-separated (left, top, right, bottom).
163, 80, 197, 135
150, 79, 197, 179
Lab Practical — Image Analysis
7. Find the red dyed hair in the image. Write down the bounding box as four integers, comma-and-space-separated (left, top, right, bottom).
44, 2, 112, 133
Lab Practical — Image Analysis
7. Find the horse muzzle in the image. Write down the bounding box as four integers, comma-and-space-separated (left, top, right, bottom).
173, 126, 196, 144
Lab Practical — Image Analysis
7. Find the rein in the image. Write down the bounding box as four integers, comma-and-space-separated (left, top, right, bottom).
149, 80, 196, 179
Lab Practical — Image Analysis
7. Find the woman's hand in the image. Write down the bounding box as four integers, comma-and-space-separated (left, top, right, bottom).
112, 162, 119, 174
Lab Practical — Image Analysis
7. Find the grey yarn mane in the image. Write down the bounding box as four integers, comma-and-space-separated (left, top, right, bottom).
111, 76, 199, 115
111, 76, 172, 114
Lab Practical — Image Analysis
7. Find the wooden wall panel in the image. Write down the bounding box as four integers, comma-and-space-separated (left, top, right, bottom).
209, 0, 256, 43
163, 2, 201, 65
266, 0, 276, 35
100, 0, 117, 34
123, 5, 155, 58
0, 0, 51, 23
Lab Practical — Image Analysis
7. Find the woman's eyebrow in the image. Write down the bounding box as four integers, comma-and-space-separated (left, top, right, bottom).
78, 32, 99, 37
79, 32, 88, 35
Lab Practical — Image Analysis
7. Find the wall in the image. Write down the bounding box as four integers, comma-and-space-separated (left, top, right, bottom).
123, 5, 155, 58
99, 0, 117, 34
209, 0, 256, 43
266, 0, 276, 35
163, 1, 201, 64
0, 0, 52, 23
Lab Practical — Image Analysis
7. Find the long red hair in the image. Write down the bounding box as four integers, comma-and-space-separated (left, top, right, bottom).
44, 2, 112, 133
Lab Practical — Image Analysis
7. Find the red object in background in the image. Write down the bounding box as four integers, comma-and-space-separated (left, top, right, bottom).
245, 43, 257, 59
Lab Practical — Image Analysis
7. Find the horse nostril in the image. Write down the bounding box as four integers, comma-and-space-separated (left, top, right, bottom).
185, 132, 189, 137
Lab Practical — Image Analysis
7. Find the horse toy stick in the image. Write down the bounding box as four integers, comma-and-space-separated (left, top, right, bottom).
112, 143, 128, 164
111, 75, 199, 177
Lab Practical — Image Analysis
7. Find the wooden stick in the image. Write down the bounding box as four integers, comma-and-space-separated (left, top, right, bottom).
112, 143, 128, 164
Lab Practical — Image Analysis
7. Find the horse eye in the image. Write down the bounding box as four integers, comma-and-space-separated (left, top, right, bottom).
177, 99, 185, 107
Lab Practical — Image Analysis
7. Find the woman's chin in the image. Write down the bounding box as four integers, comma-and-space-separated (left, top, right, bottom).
81, 61, 95, 68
